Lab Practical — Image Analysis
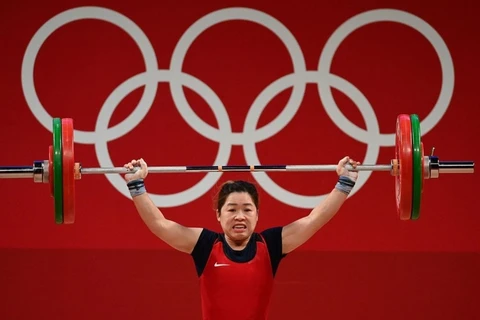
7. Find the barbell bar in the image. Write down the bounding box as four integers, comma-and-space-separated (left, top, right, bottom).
0, 162, 472, 176
1, 163, 393, 177
0, 114, 474, 224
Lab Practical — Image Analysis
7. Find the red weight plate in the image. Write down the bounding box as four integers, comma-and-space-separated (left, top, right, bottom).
395, 114, 413, 220
421, 142, 424, 193
49, 145, 53, 197
62, 118, 75, 224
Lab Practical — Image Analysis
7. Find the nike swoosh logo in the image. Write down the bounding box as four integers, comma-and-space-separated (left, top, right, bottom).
214, 262, 230, 267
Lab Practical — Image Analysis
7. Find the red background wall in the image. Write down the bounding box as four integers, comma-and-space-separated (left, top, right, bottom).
1, 0, 478, 319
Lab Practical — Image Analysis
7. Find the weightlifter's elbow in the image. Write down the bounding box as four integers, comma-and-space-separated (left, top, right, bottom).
145, 217, 171, 237
149, 220, 201, 254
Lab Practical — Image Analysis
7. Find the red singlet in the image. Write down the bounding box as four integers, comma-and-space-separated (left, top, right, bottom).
191, 228, 284, 320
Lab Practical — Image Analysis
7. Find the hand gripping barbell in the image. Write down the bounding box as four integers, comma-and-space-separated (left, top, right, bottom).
0, 115, 475, 224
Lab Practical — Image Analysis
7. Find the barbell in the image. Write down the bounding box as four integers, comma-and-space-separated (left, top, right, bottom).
0, 114, 475, 224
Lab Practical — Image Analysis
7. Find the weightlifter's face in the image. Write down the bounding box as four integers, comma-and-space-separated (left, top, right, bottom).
217, 192, 258, 245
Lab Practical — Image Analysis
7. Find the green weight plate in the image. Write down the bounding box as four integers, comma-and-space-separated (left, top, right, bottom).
410, 114, 422, 220
53, 118, 63, 224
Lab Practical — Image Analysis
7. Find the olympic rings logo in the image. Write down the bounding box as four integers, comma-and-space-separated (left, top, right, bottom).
21, 6, 454, 209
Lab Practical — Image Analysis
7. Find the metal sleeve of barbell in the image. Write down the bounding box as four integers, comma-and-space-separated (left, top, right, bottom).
79, 164, 393, 174
0, 166, 35, 178
438, 161, 475, 174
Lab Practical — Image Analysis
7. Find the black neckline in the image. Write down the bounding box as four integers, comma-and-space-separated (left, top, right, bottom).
219, 233, 261, 263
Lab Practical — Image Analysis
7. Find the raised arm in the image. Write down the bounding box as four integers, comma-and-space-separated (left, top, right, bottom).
281, 156, 359, 254
124, 158, 202, 254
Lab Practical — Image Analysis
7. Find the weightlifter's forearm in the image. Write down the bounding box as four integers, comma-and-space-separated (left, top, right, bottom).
129, 188, 200, 254
132, 193, 167, 227
308, 188, 348, 226
306, 175, 354, 228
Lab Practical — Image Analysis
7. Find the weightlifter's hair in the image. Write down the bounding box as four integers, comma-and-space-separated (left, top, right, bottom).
213, 180, 259, 212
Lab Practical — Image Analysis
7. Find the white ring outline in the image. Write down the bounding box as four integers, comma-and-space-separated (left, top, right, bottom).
95, 70, 230, 206
21, 6, 159, 144
318, 9, 454, 146
169, 7, 307, 145
244, 71, 380, 208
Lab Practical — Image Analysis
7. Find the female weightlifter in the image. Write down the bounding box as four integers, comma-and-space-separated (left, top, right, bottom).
123, 156, 359, 320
